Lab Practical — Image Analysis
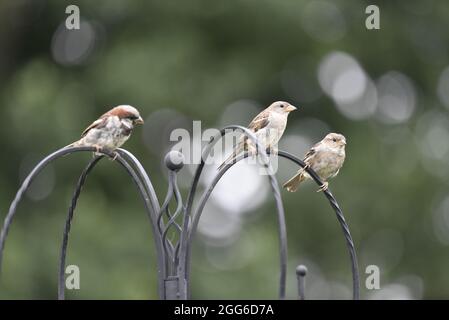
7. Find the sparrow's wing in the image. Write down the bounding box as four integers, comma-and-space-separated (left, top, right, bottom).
81, 116, 109, 137
303, 141, 322, 162
248, 110, 270, 132
238, 110, 270, 149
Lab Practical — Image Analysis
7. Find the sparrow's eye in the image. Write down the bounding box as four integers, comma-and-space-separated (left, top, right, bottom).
279, 104, 284, 108
332, 138, 337, 142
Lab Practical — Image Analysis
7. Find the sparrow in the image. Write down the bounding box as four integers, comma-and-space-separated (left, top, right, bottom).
69, 105, 144, 153
283, 133, 346, 192
218, 101, 297, 170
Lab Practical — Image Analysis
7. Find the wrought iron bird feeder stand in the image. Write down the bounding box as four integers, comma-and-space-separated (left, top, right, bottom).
0, 125, 359, 300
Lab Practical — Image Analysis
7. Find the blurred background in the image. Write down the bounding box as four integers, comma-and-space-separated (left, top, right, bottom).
0, 0, 449, 299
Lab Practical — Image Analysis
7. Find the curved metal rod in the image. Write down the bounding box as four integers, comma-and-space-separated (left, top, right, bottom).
113, 148, 166, 297
58, 151, 165, 299
158, 186, 173, 233
178, 125, 287, 300
171, 177, 184, 264
109, 151, 166, 297
158, 172, 176, 265
277, 150, 360, 300
161, 173, 184, 273
58, 155, 104, 300
0, 146, 106, 272
189, 152, 287, 299
187, 153, 246, 235
115, 149, 160, 215
0, 146, 165, 299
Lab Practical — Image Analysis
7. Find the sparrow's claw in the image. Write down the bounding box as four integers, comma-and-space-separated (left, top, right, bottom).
90, 145, 104, 158
111, 152, 119, 161
93, 145, 102, 153
316, 182, 329, 193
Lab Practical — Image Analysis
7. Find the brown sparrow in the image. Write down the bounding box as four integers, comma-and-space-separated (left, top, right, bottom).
70, 105, 144, 153
283, 133, 346, 192
218, 101, 297, 170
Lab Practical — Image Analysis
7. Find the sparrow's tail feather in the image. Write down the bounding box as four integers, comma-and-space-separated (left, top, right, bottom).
283, 172, 306, 192
63, 142, 75, 149
63, 140, 81, 149
217, 150, 238, 171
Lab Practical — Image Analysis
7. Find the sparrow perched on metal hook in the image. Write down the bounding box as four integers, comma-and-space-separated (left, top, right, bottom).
283, 133, 346, 192
218, 101, 297, 170
68, 105, 144, 154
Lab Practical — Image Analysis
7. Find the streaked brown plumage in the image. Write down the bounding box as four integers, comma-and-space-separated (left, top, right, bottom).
218, 101, 297, 170
70, 105, 144, 152
283, 133, 346, 192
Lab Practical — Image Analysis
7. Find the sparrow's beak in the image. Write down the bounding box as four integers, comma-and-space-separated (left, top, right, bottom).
135, 116, 144, 125
285, 105, 297, 112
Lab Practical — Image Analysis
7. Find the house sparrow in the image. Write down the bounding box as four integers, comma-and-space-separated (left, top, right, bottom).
283, 133, 346, 192
69, 105, 144, 153
218, 101, 297, 170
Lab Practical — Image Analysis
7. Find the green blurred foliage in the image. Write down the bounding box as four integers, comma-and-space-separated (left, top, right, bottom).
0, 0, 449, 299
